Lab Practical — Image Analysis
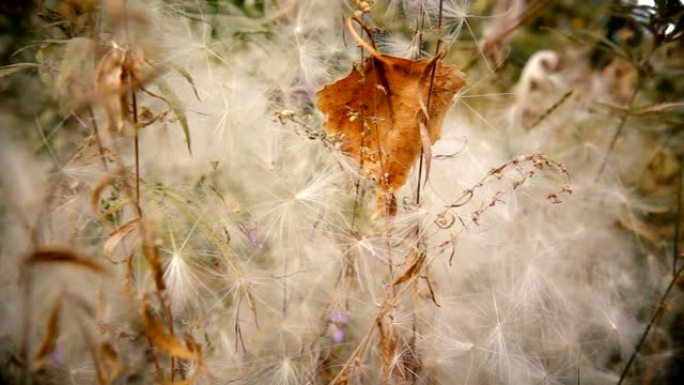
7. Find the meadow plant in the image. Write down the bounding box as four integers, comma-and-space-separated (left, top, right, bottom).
1, 0, 683, 384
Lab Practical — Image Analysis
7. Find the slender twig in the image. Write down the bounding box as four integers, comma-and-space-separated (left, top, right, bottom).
415, 2, 426, 205
20, 268, 32, 385
596, 47, 657, 179
526, 90, 573, 130
674, 157, 683, 277
577, 350, 581, 385
595, 77, 641, 179
617, 265, 684, 384
132, 89, 141, 216
417, 0, 444, 205
88, 106, 108, 171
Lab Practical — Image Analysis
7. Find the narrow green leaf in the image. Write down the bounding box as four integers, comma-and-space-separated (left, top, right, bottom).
156, 79, 192, 155
172, 64, 201, 102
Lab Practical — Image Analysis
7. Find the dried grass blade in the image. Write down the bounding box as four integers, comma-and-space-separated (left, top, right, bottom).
142, 302, 196, 361
0, 63, 38, 78
392, 251, 423, 287
141, 223, 165, 291
377, 319, 397, 383
27, 247, 107, 274
246, 289, 260, 329
418, 121, 432, 187
32, 297, 61, 371
97, 342, 121, 385
91, 174, 117, 213
103, 218, 141, 257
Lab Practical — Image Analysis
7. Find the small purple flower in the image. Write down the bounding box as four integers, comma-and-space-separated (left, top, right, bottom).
332, 327, 345, 344
237, 223, 261, 248
51, 343, 66, 367
329, 308, 349, 324
290, 78, 314, 105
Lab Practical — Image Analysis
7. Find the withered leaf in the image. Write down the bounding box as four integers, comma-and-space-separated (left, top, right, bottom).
140, 221, 165, 291
95, 45, 126, 133
377, 318, 397, 382
27, 247, 107, 274
91, 174, 117, 214
103, 218, 141, 257
33, 297, 62, 371
141, 302, 196, 361
316, 54, 465, 217
96, 342, 121, 385
55, 37, 95, 114
392, 250, 424, 287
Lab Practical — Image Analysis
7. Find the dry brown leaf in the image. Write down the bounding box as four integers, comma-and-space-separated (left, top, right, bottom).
96, 342, 121, 385
173, 335, 206, 384
316, 54, 465, 217
91, 174, 117, 214
377, 318, 397, 383
32, 297, 62, 371
94, 44, 151, 134
95, 45, 126, 133
27, 247, 107, 274
140, 221, 165, 291
391, 250, 424, 287
103, 218, 141, 257
141, 302, 196, 361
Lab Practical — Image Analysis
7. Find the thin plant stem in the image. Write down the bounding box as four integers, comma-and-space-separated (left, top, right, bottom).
617, 165, 684, 383
595, 78, 641, 179
526, 90, 573, 130
132, 89, 142, 217
20, 269, 32, 385
596, 48, 656, 179
417, 0, 444, 205
617, 264, 684, 384
674, 157, 682, 277
88, 106, 108, 171
415, 2, 425, 205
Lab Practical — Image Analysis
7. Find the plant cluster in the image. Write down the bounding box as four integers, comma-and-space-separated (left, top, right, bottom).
0, 1, 683, 384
